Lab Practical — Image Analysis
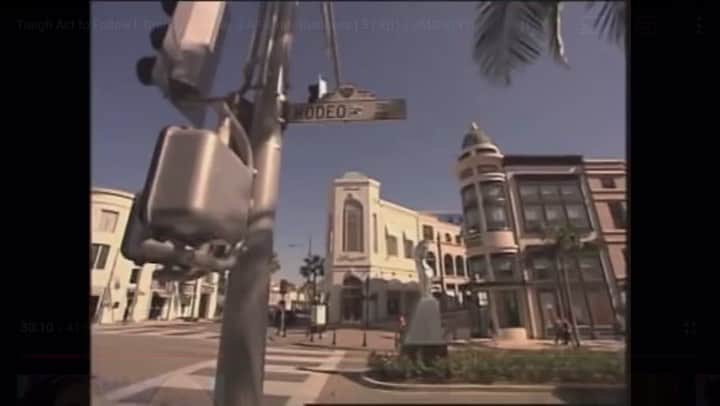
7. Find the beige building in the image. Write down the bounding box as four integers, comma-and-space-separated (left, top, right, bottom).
322, 123, 627, 339
91, 187, 220, 324
455, 123, 626, 339
323, 172, 467, 325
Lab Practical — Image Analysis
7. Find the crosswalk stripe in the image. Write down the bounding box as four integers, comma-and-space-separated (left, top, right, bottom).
154, 375, 308, 398
97, 341, 345, 405
263, 354, 329, 363
265, 347, 342, 356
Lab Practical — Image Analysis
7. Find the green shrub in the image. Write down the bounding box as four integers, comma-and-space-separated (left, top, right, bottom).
367, 348, 625, 384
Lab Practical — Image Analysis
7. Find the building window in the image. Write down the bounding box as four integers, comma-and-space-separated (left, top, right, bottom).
403, 236, 414, 259
372, 214, 378, 253
97, 209, 119, 232
426, 252, 437, 277
578, 252, 603, 281
444, 233, 452, 243
460, 167, 473, 179
517, 180, 590, 233
570, 286, 591, 325
609, 201, 627, 229
387, 291, 401, 316
530, 254, 554, 280
562, 255, 581, 281
566, 204, 590, 229
600, 177, 616, 188
497, 291, 522, 327
444, 254, 454, 276
422, 225, 434, 241
522, 205, 543, 232
480, 182, 509, 231
461, 185, 480, 234
491, 254, 515, 281
560, 183, 583, 199
587, 287, 615, 325
129, 268, 141, 284
455, 235, 461, 244
467, 256, 486, 280
91, 244, 110, 270
544, 204, 566, 227
477, 165, 497, 173
386, 233, 398, 257
455, 256, 465, 277
343, 195, 364, 252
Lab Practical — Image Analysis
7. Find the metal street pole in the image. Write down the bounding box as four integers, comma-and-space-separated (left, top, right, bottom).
215, 2, 295, 406
308, 234, 316, 342
362, 275, 369, 347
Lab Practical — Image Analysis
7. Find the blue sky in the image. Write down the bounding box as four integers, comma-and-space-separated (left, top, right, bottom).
92, 2, 625, 284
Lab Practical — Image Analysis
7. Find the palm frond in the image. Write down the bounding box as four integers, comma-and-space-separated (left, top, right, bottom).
587, 1, 626, 46
547, 2, 569, 67
473, 1, 557, 86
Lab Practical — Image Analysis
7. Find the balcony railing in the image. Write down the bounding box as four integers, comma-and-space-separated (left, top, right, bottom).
181, 282, 196, 296
151, 280, 166, 290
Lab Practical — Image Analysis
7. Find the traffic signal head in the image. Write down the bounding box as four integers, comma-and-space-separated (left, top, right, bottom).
121, 191, 190, 266
143, 126, 254, 248
307, 75, 328, 103
136, 1, 229, 127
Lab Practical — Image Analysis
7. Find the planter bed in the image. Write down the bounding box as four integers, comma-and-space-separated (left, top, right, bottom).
367, 348, 624, 385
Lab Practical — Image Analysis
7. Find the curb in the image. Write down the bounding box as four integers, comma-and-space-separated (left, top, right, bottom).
360, 375, 625, 393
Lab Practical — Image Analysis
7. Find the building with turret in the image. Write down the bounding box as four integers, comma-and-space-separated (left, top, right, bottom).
322, 123, 626, 339
454, 123, 626, 339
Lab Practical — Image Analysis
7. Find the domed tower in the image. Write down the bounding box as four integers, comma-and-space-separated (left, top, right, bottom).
455, 122, 518, 276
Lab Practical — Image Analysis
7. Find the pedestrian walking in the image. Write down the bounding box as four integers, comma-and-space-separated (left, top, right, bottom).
553, 318, 563, 345
397, 313, 407, 346
561, 320, 571, 346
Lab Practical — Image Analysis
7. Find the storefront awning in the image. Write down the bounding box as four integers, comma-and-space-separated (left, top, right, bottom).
385, 224, 400, 238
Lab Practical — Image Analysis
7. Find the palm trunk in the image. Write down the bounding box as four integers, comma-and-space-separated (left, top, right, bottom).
553, 254, 567, 321
560, 255, 581, 347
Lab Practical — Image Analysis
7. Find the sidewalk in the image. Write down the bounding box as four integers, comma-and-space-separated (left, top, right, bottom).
455, 338, 625, 352
294, 328, 398, 352
292, 328, 624, 353
92, 318, 216, 330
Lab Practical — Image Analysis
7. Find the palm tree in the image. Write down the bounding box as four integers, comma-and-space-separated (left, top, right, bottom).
472, 2, 625, 85
270, 252, 281, 274
299, 254, 325, 306
542, 224, 589, 347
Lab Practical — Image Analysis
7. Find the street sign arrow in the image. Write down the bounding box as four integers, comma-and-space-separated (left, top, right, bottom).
286, 98, 407, 124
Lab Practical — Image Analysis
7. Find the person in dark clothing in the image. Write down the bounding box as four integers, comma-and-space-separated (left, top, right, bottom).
561, 320, 571, 345
397, 314, 407, 346
553, 318, 563, 345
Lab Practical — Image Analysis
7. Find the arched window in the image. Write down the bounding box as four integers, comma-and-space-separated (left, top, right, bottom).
426, 252, 437, 277
343, 195, 364, 252
444, 254, 454, 276
343, 274, 362, 287
455, 256, 466, 277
